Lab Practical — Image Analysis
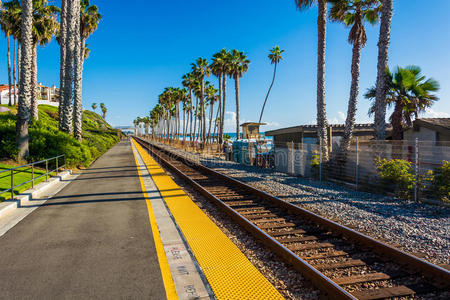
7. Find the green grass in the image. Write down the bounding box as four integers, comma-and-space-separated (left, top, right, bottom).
0, 162, 50, 202
0, 104, 121, 168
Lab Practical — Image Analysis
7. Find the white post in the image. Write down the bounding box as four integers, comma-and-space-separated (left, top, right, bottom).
290, 141, 294, 174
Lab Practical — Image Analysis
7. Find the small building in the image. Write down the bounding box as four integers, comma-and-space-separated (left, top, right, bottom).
265, 123, 387, 151
240, 122, 266, 140
403, 118, 450, 144
0, 83, 60, 107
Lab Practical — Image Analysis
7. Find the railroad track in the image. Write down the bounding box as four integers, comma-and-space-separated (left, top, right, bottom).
134, 137, 450, 300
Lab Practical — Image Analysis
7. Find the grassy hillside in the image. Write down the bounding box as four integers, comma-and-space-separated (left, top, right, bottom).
0, 104, 121, 167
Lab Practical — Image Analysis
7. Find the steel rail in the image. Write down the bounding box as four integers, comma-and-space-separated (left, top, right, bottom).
135, 137, 450, 298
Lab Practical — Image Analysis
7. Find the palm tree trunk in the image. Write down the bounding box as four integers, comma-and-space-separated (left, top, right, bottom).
317, 0, 329, 160
73, 3, 83, 141
17, 42, 21, 91
374, 0, 393, 141
200, 79, 206, 148
220, 73, 227, 144
259, 62, 277, 123
59, 0, 68, 129
216, 73, 222, 143
16, 0, 33, 161
391, 100, 403, 140
7, 35, 12, 106
339, 39, 362, 161
13, 38, 17, 106
213, 100, 220, 143
62, 0, 76, 134
189, 89, 193, 142
30, 45, 38, 120
183, 108, 186, 142
234, 76, 240, 140
208, 101, 214, 143
193, 97, 198, 145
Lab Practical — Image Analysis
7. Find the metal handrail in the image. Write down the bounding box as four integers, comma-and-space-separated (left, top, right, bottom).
0, 155, 65, 200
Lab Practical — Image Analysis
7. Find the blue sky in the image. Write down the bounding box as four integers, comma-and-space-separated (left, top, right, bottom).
1, 0, 449, 131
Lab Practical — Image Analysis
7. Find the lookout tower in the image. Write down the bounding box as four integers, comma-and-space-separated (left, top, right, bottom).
240, 122, 266, 140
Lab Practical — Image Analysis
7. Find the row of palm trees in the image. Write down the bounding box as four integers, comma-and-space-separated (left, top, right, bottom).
137, 49, 251, 148
5, 0, 101, 160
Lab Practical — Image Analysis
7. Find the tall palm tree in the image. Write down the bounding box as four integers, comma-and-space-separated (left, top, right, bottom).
30, 0, 60, 120
259, 46, 284, 124
91, 102, 97, 111
74, 0, 101, 140
373, 0, 393, 140
210, 49, 228, 143
191, 58, 211, 147
100, 102, 106, 118
366, 66, 439, 140
329, 0, 380, 159
0, 1, 15, 106
61, 0, 76, 133
295, 0, 329, 160
58, 0, 67, 129
229, 49, 250, 140
205, 83, 218, 143
3, 1, 21, 106
16, 0, 33, 160
182, 72, 195, 141
214, 48, 231, 144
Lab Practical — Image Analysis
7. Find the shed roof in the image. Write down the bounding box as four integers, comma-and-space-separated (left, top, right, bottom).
240, 122, 266, 127
413, 118, 450, 134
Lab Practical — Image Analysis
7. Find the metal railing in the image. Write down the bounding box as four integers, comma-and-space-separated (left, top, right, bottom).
0, 155, 65, 200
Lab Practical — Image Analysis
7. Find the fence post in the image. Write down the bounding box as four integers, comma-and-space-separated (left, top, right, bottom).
319, 139, 322, 182
32, 164, 35, 188
290, 141, 294, 175
56, 156, 59, 173
355, 137, 359, 190
414, 138, 419, 202
11, 169, 14, 200
46, 160, 49, 181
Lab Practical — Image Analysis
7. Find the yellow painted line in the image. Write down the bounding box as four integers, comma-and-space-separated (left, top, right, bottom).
132, 139, 283, 300
131, 142, 178, 300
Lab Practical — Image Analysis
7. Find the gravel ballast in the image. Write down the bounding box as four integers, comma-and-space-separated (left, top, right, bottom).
154, 141, 450, 266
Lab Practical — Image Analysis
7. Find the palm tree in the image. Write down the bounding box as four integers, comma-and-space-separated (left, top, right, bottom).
373, 0, 393, 140
366, 66, 439, 140
229, 49, 250, 140
74, 0, 101, 140
30, 0, 60, 120
100, 102, 106, 119
58, 0, 67, 129
295, 0, 329, 160
2, 1, 21, 106
191, 58, 211, 147
205, 83, 218, 143
0, 1, 15, 106
329, 0, 380, 159
211, 48, 231, 144
133, 118, 138, 136
16, 0, 33, 160
182, 72, 196, 141
61, 0, 76, 133
259, 46, 284, 124
91, 102, 97, 111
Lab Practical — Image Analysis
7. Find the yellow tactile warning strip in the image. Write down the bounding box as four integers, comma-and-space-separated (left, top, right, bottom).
131, 142, 179, 300
132, 138, 284, 300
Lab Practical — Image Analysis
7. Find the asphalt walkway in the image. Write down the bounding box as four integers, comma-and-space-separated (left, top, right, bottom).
0, 140, 167, 299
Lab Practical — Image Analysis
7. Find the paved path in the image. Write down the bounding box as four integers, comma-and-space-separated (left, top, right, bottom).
0, 140, 167, 299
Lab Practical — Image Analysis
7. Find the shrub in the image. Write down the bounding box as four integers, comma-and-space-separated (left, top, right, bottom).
376, 158, 415, 199
426, 161, 450, 202
310, 150, 320, 179
0, 105, 119, 168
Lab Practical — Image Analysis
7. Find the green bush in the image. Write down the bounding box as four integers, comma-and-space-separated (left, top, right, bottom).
426, 161, 450, 202
0, 105, 119, 167
376, 158, 415, 199
310, 150, 320, 179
